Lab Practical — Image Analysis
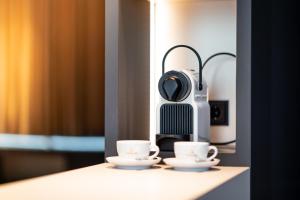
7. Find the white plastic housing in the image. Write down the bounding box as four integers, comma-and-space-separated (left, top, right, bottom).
153, 69, 210, 145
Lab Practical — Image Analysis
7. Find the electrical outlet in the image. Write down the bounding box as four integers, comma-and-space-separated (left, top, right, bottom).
209, 100, 229, 126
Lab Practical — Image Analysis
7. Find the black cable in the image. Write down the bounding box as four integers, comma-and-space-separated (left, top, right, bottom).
211, 140, 236, 146
203, 52, 237, 146
202, 52, 236, 69
162, 45, 203, 90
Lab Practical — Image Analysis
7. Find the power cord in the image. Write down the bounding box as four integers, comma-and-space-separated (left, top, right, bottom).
202, 52, 236, 69
211, 140, 236, 146
203, 52, 237, 145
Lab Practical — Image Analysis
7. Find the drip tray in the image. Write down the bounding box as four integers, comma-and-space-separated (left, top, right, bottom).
156, 134, 191, 152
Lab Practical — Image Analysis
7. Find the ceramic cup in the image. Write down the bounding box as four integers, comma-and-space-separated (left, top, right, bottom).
174, 142, 218, 162
117, 140, 160, 160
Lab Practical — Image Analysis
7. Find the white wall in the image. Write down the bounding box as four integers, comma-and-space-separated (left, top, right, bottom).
151, 0, 237, 151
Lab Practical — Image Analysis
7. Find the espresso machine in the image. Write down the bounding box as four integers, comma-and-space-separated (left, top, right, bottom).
156, 45, 210, 152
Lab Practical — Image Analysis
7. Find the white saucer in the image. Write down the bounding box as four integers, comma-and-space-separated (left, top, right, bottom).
163, 158, 220, 172
106, 156, 161, 170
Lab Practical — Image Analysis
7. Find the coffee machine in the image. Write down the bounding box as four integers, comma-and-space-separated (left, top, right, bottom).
155, 45, 210, 152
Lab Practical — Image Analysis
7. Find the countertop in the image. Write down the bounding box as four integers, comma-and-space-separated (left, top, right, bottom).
0, 163, 249, 200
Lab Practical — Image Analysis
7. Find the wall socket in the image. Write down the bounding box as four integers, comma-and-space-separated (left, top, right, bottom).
209, 100, 229, 126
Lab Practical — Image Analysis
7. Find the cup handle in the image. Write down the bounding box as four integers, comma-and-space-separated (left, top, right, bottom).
149, 145, 160, 160
206, 146, 218, 161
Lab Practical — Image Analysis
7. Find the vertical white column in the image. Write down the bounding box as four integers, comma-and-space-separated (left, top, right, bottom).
149, 0, 156, 145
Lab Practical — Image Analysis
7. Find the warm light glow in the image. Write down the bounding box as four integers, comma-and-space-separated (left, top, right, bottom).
150, 0, 173, 144
0, 0, 105, 135
0, 0, 33, 133
150, 0, 156, 143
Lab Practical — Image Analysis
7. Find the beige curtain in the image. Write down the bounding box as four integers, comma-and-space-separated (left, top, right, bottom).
0, 0, 105, 135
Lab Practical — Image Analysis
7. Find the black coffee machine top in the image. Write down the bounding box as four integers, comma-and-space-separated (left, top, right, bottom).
158, 70, 191, 102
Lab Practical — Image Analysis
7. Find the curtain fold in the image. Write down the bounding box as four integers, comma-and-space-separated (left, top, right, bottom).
0, 0, 104, 135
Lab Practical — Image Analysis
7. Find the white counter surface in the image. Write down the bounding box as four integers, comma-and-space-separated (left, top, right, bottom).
0, 163, 249, 200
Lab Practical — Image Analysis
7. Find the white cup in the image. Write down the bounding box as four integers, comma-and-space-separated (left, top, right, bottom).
174, 142, 218, 162
117, 140, 160, 160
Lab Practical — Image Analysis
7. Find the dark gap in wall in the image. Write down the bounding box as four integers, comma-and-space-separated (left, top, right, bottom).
252, 0, 300, 199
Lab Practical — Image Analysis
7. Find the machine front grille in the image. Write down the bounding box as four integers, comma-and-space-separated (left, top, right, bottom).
160, 104, 193, 135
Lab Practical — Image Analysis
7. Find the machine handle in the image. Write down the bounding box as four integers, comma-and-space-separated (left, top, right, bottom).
162, 45, 203, 90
